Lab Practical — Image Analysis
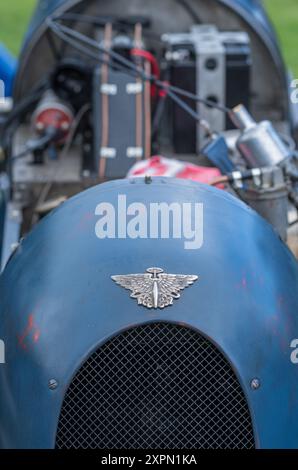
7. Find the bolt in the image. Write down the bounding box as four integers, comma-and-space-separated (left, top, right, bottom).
14, 193, 23, 202
250, 378, 260, 390
49, 379, 58, 390
205, 58, 218, 71
74, 84, 82, 94
82, 169, 91, 178
61, 121, 70, 132
36, 122, 45, 132
10, 242, 19, 252
11, 209, 20, 219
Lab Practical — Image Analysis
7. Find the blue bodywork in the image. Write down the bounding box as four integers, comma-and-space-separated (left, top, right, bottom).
0, 44, 16, 97
0, 190, 6, 265
0, 178, 297, 449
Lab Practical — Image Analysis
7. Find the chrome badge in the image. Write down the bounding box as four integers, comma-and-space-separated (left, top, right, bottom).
112, 267, 198, 309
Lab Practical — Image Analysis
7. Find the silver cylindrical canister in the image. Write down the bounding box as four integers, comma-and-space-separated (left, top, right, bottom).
238, 166, 289, 241
241, 184, 289, 241
230, 105, 291, 168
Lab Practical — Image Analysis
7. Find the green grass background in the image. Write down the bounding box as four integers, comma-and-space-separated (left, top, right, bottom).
0, 0, 296, 74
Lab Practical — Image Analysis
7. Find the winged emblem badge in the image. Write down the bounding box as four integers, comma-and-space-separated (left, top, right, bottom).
112, 267, 198, 309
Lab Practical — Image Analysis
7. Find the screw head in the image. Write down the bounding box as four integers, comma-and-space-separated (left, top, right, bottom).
82, 169, 91, 178
36, 121, 45, 132
10, 242, 19, 252
49, 379, 58, 390
11, 209, 20, 220
205, 58, 218, 71
61, 121, 70, 131
250, 378, 260, 390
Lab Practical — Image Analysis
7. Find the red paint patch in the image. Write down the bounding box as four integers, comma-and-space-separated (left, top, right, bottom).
77, 212, 94, 231
235, 276, 248, 290
33, 331, 40, 343
18, 314, 41, 351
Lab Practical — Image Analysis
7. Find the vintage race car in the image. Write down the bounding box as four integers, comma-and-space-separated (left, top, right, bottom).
0, 0, 297, 449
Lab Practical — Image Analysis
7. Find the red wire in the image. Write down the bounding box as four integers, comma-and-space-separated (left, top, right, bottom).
131, 48, 160, 97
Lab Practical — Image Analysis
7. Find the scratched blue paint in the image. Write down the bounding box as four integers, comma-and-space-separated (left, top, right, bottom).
0, 178, 297, 448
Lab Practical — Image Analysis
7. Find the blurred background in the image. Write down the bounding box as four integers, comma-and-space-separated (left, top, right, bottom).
0, 0, 296, 74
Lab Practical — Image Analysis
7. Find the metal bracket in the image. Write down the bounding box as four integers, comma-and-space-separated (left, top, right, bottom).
231, 171, 244, 189
1, 202, 22, 272
192, 25, 226, 150
100, 147, 117, 159
126, 83, 143, 94
101, 83, 118, 95
127, 147, 143, 158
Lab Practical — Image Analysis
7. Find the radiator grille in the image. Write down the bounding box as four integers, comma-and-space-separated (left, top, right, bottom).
56, 323, 255, 449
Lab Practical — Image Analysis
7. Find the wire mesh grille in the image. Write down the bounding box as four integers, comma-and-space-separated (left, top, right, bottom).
56, 323, 255, 449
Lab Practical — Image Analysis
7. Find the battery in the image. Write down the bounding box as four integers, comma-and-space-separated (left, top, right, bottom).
162, 25, 251, 153
93, 67, 147, 179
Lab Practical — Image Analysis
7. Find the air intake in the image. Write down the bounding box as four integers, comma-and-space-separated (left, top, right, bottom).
56, 323, 255, 449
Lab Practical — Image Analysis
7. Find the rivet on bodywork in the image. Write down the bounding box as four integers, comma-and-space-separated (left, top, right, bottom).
250, 378, 260, 390
49, 379, 58, 390
10, 242, 19, 252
